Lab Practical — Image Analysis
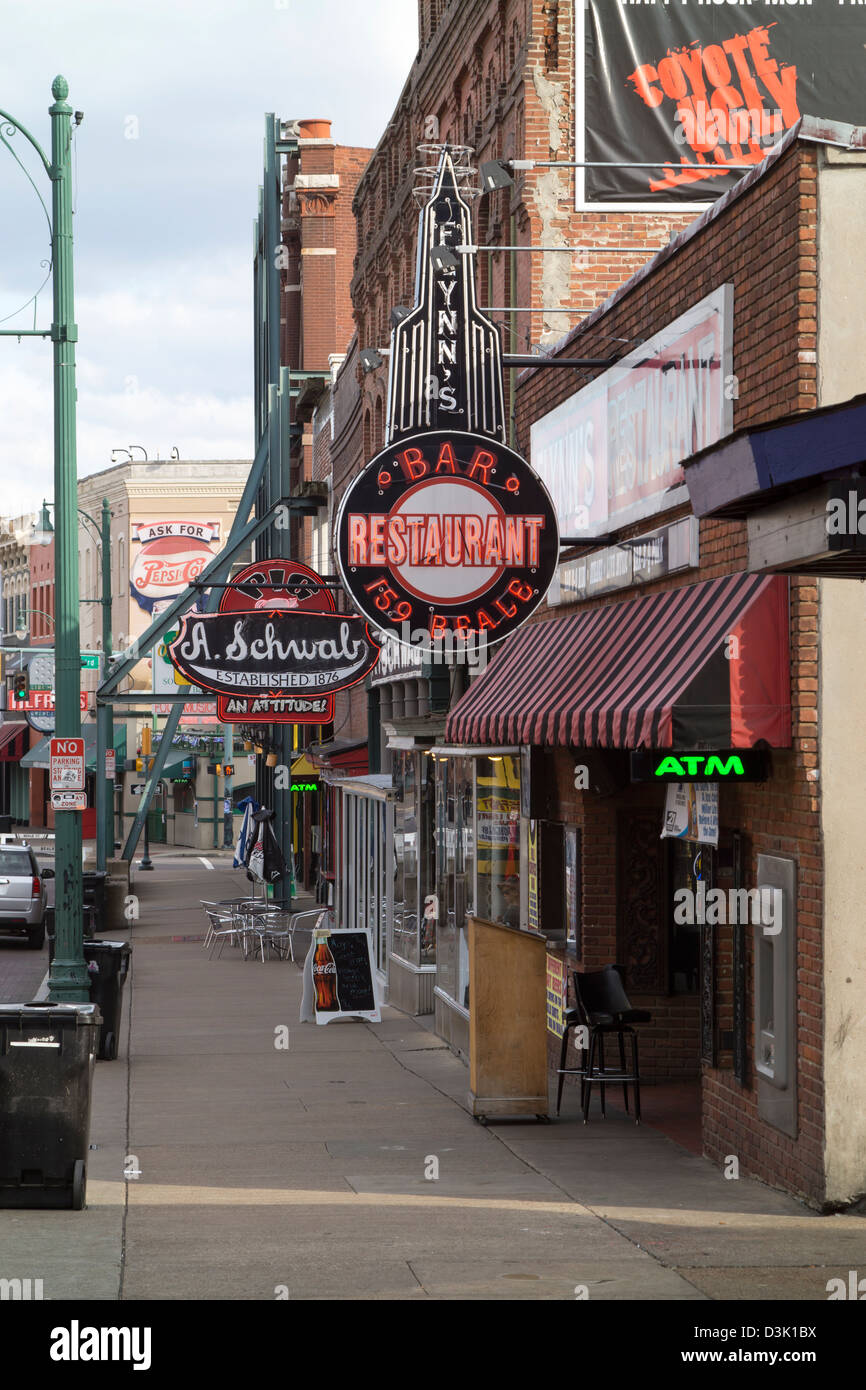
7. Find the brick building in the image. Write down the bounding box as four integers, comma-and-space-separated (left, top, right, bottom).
443, 120, 866, 1207
319, 0, 711, 916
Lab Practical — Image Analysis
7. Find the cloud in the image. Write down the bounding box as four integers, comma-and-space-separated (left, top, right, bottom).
0, 0, 418, 514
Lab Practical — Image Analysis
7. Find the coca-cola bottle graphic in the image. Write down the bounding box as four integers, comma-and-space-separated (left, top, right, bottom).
313, 932, 340, 1012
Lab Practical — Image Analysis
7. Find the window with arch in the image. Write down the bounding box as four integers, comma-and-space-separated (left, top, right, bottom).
363, 408, 373, 463
374, 397, 384, 453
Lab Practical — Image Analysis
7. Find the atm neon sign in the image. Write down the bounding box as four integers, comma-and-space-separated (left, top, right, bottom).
630, 749, 768, 783
655, 755, 744, 778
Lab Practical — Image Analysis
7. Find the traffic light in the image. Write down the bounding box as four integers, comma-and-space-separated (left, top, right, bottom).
12, 671, 28, 703
141, 726, 152, 756
135, 757, 144, 773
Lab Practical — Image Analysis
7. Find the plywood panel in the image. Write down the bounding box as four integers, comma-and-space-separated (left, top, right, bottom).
467, 916, 548, 1118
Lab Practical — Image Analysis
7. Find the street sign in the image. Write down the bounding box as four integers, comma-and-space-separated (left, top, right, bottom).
130, 784, 145, 795
51, 790, 87, 811
50, 736, 85, 792
80, 654, 99, 670
105, 748, 116, 779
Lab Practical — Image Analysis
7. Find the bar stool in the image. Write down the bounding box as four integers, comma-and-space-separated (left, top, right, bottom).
556, 963, 629, 1115
573, 966, 651, 1125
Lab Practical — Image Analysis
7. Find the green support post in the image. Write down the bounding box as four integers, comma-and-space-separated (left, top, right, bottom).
48, 77, 87, 1002
95, 497, 114, 872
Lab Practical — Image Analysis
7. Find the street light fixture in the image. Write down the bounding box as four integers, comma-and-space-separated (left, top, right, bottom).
430, 244, 459, 272
359, 347, 385, 372
31, 501, 54, 548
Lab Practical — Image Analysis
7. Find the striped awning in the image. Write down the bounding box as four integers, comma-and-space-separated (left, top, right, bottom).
445, 572, 791, 750
0, 722, 27, 762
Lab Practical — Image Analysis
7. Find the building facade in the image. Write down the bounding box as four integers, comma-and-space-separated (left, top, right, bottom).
440, 121, 866, 1208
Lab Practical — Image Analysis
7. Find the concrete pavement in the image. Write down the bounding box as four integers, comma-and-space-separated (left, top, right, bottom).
1, 855, 864, 1301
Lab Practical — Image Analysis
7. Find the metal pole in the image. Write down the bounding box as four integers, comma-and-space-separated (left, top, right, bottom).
102, 499, 114, 859
47, 77, 87, 1003
139, 798, 152, 870
223, 723, 233, 848
94, 500, 113, 872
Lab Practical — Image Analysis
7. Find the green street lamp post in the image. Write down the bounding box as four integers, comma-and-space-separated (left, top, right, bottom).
0, 78, 87, 1001
48, 77, 86, 1001
32, 497, 114, 874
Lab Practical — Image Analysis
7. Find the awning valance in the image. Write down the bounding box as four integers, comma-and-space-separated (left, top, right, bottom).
445, 572, 791, 751
21, 723, 128, 771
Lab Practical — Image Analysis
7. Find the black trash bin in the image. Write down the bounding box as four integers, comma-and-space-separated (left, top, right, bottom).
83, 940, 131, 1061
0, 814, 12, 834
81, 870, 108, 934
0, 1002, 101, 1209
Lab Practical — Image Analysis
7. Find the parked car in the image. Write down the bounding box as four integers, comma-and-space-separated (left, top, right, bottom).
0, 847, 52, 949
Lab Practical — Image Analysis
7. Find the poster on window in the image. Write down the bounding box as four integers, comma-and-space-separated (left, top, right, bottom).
527, 819, 540, 934
581, 2, 866, 206
564, 826, 580, 949
546, 954, 566, 1039
660, 781, 719, 848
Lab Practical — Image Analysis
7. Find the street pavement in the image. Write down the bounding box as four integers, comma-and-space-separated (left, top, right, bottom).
1, 851, 864, 1302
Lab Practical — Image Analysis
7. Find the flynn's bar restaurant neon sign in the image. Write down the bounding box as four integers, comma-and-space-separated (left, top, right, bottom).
336, 149, 559, 645
338, 430, 558, 641
630, 749, 769, 783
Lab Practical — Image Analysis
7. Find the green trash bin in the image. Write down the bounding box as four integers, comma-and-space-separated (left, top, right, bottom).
0, 1003, 101, 1209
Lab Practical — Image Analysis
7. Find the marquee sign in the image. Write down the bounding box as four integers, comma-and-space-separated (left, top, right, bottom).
336, 430, 558, 643
336, 150, 559, 646
167, 560, 381, 725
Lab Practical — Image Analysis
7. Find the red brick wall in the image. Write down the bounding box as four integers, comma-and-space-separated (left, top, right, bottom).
514, 142, 824, 1203
349, 0, 696, 446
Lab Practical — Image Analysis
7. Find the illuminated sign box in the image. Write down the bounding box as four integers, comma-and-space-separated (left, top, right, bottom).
630, 749, 769, 784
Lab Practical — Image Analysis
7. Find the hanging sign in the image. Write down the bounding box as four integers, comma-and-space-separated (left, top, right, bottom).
581, 1, 866, 206
660, 782, 719, 848
335, 430, 559, 644
335, 151, 558, 647
167, 559, 381, 725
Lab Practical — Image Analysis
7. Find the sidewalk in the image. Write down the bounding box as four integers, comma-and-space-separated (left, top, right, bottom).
1, 857, 863, 1302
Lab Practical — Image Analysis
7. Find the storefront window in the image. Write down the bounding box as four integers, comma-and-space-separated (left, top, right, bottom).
339, 790, 393, 978
392, 751, 417, 965
475, 755, 521, 930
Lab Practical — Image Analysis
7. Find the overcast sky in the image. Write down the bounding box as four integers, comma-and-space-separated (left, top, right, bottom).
0, 0, 418, 518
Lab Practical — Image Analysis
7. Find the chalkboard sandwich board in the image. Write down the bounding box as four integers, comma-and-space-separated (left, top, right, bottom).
300, 926, 381, 1025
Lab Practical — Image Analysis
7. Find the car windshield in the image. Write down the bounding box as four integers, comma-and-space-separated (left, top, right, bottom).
0, 851, 34, 875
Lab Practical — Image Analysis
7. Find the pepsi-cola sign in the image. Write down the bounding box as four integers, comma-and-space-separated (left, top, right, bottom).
335, 430, 559, 644
167, 560, 381, 725
130, 520, 221, 615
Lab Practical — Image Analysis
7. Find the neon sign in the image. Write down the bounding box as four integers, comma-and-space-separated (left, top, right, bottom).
630, 749, 769, 783
335, 150, 558, 647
